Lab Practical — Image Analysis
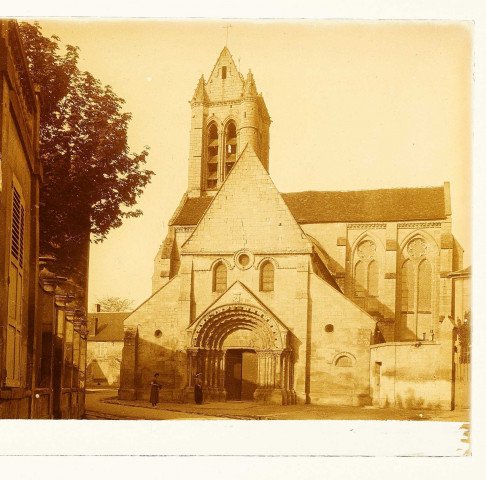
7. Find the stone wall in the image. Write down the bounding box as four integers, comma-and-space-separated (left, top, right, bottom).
370, 341, 453, 409
308, 273, 375, 406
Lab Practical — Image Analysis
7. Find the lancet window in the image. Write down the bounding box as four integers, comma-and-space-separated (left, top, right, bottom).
213, 261, 227, 293
224, 121, 237, 179
206, 122, 219, 190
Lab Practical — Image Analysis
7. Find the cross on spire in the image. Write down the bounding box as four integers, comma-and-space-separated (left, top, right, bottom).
223, 24, 232, 47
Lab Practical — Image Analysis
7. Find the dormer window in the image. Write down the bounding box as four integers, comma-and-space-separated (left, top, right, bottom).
222, 66, 227, 79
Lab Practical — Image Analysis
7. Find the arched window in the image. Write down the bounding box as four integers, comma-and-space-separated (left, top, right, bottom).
207, 123, 218, 190
398, 237, 435, 341
224, 122, 237, 178
354, 261, 365, 297
400, 260, 415, 313
260, 261, 274, 292
418, 259, 432, 311
353, 239, 380, 302
368, 260, 379, 297
213, 262, 227, 293
335, 355, 353, 367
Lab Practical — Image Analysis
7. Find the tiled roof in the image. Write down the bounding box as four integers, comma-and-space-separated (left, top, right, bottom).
87, 312, 131, 342
170, 196, 213, 226
170, 186, 446, 226
281, 187, 446, 223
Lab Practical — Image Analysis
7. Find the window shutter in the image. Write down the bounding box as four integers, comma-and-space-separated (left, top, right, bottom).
6, 182, 25, 386
11, 186, 25, 268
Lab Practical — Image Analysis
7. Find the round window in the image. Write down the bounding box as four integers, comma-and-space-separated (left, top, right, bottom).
325, 324, 334, 333
234, 250, 254, 270
239, 254, 250, 266
154, 329, 162, 338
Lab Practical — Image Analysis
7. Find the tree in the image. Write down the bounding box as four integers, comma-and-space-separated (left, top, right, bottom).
96, 297, 134, 312
18, 22, 154, 276
457, 310, 471, 364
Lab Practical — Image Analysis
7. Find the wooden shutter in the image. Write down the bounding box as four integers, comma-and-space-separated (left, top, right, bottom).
6, 182, 25, 386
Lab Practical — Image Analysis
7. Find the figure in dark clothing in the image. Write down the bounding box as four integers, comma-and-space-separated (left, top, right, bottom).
150, 373, 162, 406
194, 372, 203, 405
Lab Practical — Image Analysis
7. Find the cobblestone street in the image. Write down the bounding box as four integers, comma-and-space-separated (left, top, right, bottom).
85, 389, 470, 422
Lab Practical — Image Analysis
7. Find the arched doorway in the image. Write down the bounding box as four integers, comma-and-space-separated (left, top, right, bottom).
185, 304, 295, 404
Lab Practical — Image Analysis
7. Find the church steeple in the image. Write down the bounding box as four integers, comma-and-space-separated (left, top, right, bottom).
186, 47, 271, 198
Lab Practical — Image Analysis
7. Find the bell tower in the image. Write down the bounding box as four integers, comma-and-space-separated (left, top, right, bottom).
187, 47, 271, 198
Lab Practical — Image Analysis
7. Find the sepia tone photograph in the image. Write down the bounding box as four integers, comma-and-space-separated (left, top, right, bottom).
0, 11, 475, 460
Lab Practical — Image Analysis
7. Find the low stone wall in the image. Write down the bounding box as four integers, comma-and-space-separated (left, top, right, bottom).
370, 342, 452, 410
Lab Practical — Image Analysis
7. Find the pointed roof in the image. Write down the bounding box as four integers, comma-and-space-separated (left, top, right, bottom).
243, 69, 258, 97
191, 75, 209, 104
205, 46, 245, 101
181, 145, 313, 254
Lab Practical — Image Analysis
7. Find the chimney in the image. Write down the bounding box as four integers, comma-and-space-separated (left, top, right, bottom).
96, 303, 101, 312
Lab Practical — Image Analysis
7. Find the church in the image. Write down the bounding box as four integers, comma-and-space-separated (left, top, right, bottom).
118, 47, 466, 409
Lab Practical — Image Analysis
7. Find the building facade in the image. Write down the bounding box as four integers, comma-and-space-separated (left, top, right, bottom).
86, 309, 129, 388
119, 47, 466, 409
0, 20, 87, 419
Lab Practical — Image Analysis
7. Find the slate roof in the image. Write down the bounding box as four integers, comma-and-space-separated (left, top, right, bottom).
170, 186, 446, 226
87, 312, 130, 342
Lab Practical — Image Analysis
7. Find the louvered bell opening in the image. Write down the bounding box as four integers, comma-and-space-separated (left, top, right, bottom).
225, 162, 235, 176
209, 138, 219, 147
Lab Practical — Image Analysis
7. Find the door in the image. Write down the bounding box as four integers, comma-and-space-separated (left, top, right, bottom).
241, 351, 258, 400
373, 362, 382, 407
225, 350, 242, 400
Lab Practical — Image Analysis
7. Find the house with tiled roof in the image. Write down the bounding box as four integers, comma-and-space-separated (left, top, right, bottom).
86, 308, 131, 387
119, 47, 467, 409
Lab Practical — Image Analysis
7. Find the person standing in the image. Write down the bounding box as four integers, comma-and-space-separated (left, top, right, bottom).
150, 373, 162, 406
194, 372, 203, 405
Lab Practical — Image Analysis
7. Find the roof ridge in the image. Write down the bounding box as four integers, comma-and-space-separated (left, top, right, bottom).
282, 184, 445, 195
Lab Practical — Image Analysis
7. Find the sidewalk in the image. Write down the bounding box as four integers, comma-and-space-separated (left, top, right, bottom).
101, 395, 470, 422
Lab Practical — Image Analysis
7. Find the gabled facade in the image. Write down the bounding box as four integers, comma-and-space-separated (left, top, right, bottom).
120, 47, 465, 409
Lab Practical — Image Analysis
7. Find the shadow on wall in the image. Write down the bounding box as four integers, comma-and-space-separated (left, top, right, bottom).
134, 336, 188, 402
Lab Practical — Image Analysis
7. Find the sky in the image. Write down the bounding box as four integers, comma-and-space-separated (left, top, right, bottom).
36, 20, 472, 309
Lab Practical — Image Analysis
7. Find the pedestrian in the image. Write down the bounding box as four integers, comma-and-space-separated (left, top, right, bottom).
150, 373, 162, 406
194, 372, 203, 405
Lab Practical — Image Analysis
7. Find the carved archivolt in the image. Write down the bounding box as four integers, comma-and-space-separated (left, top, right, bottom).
189, 304, 287, 350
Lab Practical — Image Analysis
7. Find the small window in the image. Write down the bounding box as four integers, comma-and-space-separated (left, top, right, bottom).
154, 330, 162, 338
335, 356, 352, 367
325, 324, 334, 333
222, 66, 227, 79
260, 261, 275, 292
213, 262, 227, 293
